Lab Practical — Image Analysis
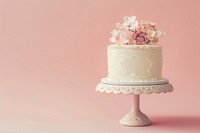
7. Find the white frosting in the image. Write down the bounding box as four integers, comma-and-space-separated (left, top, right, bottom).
107, 44, 163, 82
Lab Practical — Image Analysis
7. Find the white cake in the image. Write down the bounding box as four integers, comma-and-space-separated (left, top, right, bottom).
107, 44, 163, 82
103, 16, 165, 83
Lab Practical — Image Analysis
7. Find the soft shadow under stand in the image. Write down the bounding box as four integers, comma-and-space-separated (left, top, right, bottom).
96, 78, 173, 126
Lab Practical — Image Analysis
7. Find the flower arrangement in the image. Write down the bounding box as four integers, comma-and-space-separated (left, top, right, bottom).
109, 16, 164, 45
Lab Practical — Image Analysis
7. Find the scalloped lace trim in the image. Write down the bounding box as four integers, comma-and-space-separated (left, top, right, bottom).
96, 83, 173, 95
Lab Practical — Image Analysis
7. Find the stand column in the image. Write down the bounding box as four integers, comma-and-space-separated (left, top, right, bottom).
131, 94, 140, 112
120, 94, 151, 126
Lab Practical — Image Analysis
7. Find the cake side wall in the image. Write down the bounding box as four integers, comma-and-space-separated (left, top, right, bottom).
107, 44, 163, 82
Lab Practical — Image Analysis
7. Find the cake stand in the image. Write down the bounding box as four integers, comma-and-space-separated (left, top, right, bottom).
96, 78, 173, 127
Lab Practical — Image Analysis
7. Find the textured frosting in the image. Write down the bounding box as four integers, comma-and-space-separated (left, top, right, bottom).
107, 44, 163, 82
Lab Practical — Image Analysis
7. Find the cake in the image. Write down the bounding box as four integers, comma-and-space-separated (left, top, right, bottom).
96, 16, 173, 127
104, 16, 165, 83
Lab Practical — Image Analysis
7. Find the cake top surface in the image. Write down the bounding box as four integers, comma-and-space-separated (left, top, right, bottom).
108, 44, 162, 52
109, 16, 165, 45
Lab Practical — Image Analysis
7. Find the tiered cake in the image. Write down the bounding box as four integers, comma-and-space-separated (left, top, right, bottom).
103, 16, 165, 83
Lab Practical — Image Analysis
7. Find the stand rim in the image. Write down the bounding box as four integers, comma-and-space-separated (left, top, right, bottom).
101, 77, 169, 86
96, 82, 173, 95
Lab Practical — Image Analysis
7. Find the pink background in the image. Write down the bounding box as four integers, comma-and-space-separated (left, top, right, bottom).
0, 0, 200, 132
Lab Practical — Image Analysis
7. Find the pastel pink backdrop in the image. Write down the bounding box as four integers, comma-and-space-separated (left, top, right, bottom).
0, 0, 200, 132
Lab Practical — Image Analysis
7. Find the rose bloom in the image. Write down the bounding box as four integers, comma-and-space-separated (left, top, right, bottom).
132, 31, 149, 44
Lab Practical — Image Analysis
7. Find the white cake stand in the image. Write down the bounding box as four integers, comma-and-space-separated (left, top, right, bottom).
96, 78, 173, 127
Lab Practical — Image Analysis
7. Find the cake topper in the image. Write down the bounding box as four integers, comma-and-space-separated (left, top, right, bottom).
109, 16, 165, 45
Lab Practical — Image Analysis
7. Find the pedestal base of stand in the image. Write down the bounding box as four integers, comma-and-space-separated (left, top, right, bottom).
96, 81, 173, 127
120, 94, 151, 126
120, 111, 151, 127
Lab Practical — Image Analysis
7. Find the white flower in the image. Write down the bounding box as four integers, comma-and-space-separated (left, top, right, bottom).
111, 29, 120, 37
155, 30, 162, 37
122, 16, 138, 30
146, 29, 156, 37
124, 16, 136, 24
109, 29, 132, 44
109, 29, 120, 43
146, 29, 163, 38
109, 37, 117, 43
116, 23, 123, 29
119, 30, 132, 44
129, 20, 138, 30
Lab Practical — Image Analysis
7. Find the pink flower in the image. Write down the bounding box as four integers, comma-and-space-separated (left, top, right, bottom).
141, 20, 157, 30
132, 31, 149, 44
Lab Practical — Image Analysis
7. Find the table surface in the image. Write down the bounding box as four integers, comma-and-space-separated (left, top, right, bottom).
1, 84, 200, 133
